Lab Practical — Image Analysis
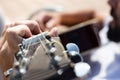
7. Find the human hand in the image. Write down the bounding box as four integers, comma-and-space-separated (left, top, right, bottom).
31, 11, 62, 31
0, 20, 58, 77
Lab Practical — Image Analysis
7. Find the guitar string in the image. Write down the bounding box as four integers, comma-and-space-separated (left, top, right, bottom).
38, 22, 52, 59
25, 38, 32, 57
38, 22, 48, 51
23, 22, 68, 65
38, 22, 68, 59
24, 22, 47, 57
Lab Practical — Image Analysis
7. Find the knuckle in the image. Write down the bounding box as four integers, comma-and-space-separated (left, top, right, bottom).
6, 28, 15, 36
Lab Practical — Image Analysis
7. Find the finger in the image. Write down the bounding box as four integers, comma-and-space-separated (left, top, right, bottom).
46, 19, 56, 29
6, 24, 32, 38
36, 19, 47, 32
5, 20, 41, 35
49, 27, 58, 37
6, 25, 33, 53
34, 12, 52, 31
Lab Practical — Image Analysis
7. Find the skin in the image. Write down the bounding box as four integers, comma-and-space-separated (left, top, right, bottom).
31, 10, 96, 31
30, 9, 105, 33
0, 2, 111, 80
0, 20, 57, 80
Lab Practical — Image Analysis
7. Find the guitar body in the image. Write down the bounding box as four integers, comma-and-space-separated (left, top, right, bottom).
9, 19, 99, 80
21, 20, 100, 80
59, 19, 100, 53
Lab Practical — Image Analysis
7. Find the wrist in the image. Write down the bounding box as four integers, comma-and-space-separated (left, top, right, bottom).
60, 10, 95, 26
58, 12, 69, 25
59, 12, 83, 26
0, 41, 14, 72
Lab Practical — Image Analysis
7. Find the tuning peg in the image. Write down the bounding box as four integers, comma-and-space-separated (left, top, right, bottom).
74, 62, 91, 78
66, 43, 80, 53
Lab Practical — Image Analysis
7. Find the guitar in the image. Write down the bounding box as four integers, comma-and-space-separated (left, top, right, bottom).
59, 19, 101, 53
5, 19, 99, 80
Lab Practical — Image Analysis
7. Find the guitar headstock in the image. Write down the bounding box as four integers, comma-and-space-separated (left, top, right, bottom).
6, 32, 90, 80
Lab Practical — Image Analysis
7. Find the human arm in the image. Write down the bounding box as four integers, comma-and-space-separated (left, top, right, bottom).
31, 9, 105, 31
0, 20, 57, 80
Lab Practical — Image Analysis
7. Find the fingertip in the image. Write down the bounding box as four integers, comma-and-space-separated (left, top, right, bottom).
50, 27, 58, 37
46, 19, 56, 29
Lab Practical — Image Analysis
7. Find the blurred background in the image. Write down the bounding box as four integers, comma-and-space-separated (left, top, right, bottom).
0, 0, 110, 21
1, 0, 120, 80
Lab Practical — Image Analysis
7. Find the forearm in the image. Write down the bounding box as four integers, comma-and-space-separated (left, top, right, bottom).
0, 41, 14, 80
0, 42, 8, 80
60, 10, 95, 26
